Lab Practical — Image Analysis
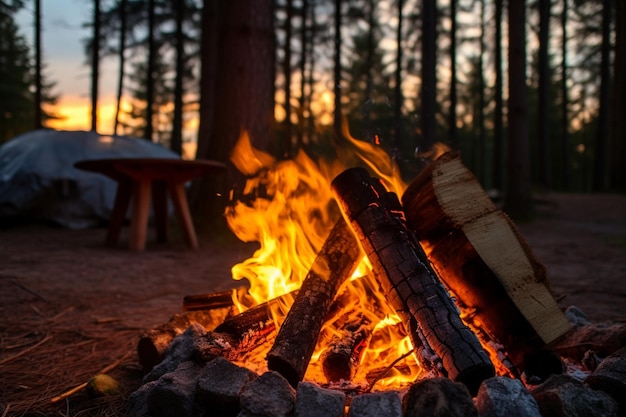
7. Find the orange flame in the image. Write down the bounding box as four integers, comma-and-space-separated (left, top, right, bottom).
225, 129, 421, 388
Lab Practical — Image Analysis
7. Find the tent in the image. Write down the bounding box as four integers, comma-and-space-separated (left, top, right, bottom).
0, 129, 179, 229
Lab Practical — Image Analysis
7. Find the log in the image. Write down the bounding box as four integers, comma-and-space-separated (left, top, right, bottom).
331, 167, 494, 395
182, 289, 237, 312
137, 308, 232, 371
267, 218, 361, 387
320, 315, 373, 383
138, 291, 296, 372
401, 152, 572, 372
213, 290, 298, 351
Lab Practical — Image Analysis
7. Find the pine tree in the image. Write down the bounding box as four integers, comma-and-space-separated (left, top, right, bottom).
0, 5, 33, 143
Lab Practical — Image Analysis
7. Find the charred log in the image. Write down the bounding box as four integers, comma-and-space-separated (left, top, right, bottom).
331, 167, 494, 395
138, 291, 296, 372
267, 218, 361, 387
320, 315, 373, 383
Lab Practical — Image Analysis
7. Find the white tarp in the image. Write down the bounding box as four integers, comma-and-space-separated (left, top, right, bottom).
0, 129, 179, 229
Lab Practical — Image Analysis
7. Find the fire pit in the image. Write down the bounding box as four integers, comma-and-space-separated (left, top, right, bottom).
127, 136, 624, 417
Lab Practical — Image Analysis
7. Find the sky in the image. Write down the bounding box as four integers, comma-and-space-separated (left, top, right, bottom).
16, 0, 120, 134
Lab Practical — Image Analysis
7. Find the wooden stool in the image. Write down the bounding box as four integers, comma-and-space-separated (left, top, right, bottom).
75, 158, 226, 251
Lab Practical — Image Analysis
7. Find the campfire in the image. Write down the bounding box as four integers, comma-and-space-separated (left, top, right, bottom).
128, 134, 624, 417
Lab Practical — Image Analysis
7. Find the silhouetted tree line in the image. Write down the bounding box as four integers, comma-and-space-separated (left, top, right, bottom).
2, 0, 624, 228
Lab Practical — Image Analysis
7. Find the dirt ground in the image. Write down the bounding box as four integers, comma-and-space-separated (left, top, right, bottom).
0, 192, 625, 416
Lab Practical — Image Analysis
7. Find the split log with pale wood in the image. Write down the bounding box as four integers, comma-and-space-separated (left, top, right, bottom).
331, 167, 495, 395
401, 152, 572, 375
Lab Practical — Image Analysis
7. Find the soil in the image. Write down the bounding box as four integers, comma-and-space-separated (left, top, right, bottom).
0, 192, 625, 416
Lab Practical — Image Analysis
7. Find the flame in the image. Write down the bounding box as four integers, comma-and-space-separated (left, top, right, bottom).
225, 128, 421, 388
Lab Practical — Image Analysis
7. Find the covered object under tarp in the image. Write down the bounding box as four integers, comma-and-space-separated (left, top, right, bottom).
0, 129, 179, 229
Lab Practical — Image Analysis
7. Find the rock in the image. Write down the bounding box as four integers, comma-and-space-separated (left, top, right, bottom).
585, 346, 626, 416
402, 377, 478, 417
531, 374, 618, 417
146, 361, 203, 417
293, 381, 345, 417
347, 390, 403, 417
196, 357, 257, 416
144, 323, 208, 382
475, 376, 541, 417
127, 380, 157, 416
553, 322, 626, 363
238, 371, 296, 417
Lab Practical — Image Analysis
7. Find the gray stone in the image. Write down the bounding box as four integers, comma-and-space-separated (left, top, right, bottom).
146, 361, 203, 417
196, 357, 257, 415
585, 346, 626, 415
293, 381, 346, 417
144, 323, 208, 382
402, 377, 479, 417
532, 374, 618, 417
563, 306, 590, 327
238, 371, 296, 417
347, 390, 402, 417
475, 376, 541, 417
127, 380, 157, 416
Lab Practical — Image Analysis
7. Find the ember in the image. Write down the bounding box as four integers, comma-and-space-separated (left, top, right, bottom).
130, 133, 623, 416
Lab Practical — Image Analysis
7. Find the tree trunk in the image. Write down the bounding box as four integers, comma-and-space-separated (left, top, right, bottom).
307, 1, 317, 143
145, 0, 155, 141
297, 0, 308, 150
33, 0, 42, 129
91, 0, 100, 132
393, 0, 404, 149
538, 0, 551, 191
593, 0, 612, 191
170, 0, 185, 155
363, 0, 374, 143
282, 0, 293, 158
611, 0, 626, 191
191, 0, 275, 235
113, 0, 127, 135
420, 0, 437, 150
333, 0, 343, 141
560, 0, 570, 190
504, 0, 533, 219
476, 0, 485, 184
492, 0, 504, 191
448, 0, 457, 148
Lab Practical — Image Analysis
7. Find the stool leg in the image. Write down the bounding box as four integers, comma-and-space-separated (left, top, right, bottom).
106, 178, 132, 247
152, 179, 169, 243
168, 181, 199, 249
129, 179, 152, 251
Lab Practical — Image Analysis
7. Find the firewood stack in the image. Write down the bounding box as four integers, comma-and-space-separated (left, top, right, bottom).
401, 152, 572, 377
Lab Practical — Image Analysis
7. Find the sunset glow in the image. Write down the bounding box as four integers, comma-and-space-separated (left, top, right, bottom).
46, 96, 121, 135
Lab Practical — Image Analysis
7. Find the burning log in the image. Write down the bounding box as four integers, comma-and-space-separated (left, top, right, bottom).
267, 218, 361, 387
138, 291, 296, 372
331, 167, 494, 395
320, 315, 373, 383
401, 152, 572, 373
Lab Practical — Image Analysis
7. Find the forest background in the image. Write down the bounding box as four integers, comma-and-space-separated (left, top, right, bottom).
0, 0, 624, 230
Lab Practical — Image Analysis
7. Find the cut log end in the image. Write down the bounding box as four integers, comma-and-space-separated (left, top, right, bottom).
266, 354, 301, 388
